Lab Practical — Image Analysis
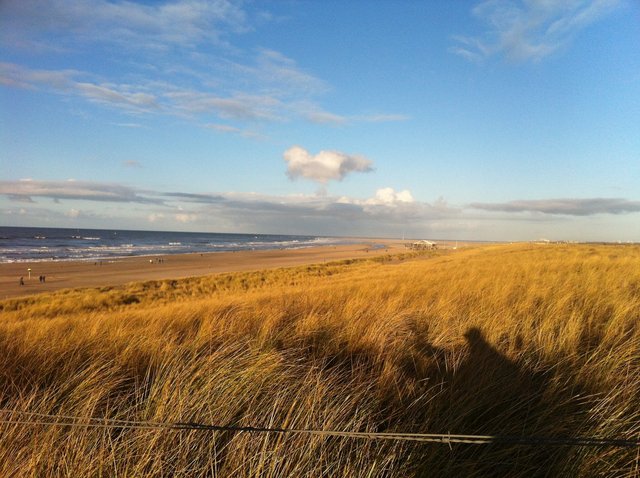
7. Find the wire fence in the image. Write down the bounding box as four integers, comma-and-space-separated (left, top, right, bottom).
1, 409, 638, 447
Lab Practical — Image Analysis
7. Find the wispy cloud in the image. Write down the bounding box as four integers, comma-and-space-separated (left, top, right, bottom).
295, 103, 409, 125
470, 198, 640, 215
203, 123, 265, 139
114, 123, 145, 129
452, 0, 620, 62
0, 179, 163, 204
123, 160, 143, 168
0, 1, 407, 128
299, 105, 348, 125
1, 0, 247, 51
0, 62, 77, 90
284, 146, 374, 185
5, 194, 35, 203
75, 82, 159, 111
228, 48, 329, 95
169, 90, 281, 120
0, 62, 283, 120
354, 114, 410, 123
162, 192, 225, 204
0, 63, 160, 113
0, 60, 357, 127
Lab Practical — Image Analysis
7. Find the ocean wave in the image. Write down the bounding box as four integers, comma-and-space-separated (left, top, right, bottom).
0, 230, 351, 263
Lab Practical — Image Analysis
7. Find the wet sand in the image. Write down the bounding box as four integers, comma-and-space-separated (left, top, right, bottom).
0, 241, 408, 300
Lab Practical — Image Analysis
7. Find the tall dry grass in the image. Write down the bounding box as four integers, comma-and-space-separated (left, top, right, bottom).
0, 244, 639, 477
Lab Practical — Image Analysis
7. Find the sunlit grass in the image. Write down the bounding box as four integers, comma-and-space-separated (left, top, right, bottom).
1, 244, 639, 476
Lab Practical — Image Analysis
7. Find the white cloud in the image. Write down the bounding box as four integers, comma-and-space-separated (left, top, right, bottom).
148, 213, 164, 222
66, 208, 81, 218
365, 187, 415, 206
337, 188, 433, 219
175, 213, 197, 223
452, 0, 621, 62
284, 146, 374, 184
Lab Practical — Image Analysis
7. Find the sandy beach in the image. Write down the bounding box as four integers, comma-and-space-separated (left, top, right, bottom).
0, 240, 409, 300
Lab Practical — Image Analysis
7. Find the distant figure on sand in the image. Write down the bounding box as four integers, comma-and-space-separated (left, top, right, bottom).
19, 277, 24, 286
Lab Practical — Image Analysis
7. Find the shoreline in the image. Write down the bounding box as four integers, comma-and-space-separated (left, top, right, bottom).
0, 242, 362, 264
0, 240, 411, 300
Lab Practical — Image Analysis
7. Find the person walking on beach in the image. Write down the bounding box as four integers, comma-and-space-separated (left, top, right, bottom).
19, 277, 24, 286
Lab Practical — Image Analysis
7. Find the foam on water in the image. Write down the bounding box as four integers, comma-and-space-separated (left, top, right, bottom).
0, 227, 357, 263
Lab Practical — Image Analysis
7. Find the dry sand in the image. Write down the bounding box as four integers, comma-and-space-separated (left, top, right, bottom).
0, 240, 409, 300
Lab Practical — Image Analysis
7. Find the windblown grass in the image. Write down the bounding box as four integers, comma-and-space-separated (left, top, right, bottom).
0, 244, 639, 477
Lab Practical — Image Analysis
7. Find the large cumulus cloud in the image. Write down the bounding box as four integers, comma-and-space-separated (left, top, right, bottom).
283, 146, 373, 184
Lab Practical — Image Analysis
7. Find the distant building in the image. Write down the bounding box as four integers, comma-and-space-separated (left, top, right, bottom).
409, 240, 437, 250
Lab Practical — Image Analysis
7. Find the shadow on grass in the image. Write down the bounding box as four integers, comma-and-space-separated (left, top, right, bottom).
410, 327, 592, 478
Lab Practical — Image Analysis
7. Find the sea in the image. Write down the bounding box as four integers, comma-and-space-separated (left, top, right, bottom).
0, 227, 357, 263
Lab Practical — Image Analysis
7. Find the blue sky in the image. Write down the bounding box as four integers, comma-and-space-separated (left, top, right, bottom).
1, 0, 639, 241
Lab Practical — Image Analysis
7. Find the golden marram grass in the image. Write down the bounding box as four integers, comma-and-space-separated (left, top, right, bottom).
0, 244, 639, 477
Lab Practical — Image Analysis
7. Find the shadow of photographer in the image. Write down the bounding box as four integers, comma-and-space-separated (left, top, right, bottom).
408, 327, 594, 477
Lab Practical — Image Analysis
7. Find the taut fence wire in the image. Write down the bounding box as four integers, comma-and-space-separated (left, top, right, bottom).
1, 409, 638, 447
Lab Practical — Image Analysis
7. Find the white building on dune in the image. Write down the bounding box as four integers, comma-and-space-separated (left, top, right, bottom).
409, 240, 437, 250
